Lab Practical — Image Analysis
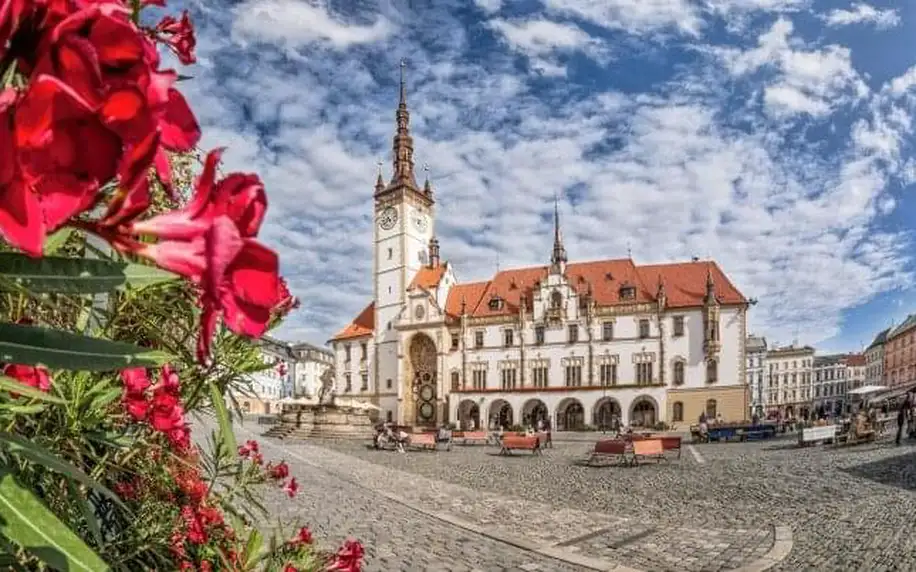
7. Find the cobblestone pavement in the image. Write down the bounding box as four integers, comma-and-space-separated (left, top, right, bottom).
224, 420, 786, 572
302, 432, 916, 571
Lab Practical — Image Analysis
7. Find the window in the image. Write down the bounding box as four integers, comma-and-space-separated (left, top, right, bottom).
534, 326, 545, 345
488, 296, 503, 311
472, 369, 487, 390
705, 399, 717, 419
387, 248, 393, 259
360, 372, 368, 391
565, 364, 583, 387
673, 316, 685, 337
474, 331, 484, 348
386, 378, 392, 389
599, 363, 617, 386
636, 362, 653, 385
344, 373, 352, 392
706, 359, 718, 384
673, 361, 685, 385
619, 286, 636, 300
451, 371, 460, 390
500, 368, 517, 390
532, 366, 548, 388
344, 345, 351, 362
639, 319, 650, 339
503, 329, 514, 347
550, 290, 562, 308
567, 324, 578, 343
360, 343, 367, 360
386, 410, 393, 422
672, 401, 684, 422
602, 321, 614, 341
450, 333, 459, 350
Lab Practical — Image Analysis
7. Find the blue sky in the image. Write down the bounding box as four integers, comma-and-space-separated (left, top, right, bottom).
172, 0, 916, 354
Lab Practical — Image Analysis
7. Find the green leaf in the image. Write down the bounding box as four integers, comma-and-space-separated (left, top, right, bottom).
90, 387, 123, 410
0, 403, 46, 415
43, 229, 75, 255
0, 254, 177, 294
0, 433, 129, 514
0, 469, 109, 572
0, 323, 172, 371
0, 376, 66, 404
208, 382, 237, 459
69, 482, 103, 550
242, 528, 263, 569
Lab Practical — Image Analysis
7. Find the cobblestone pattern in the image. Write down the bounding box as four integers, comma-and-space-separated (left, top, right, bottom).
314, 433, 916, 571
202, 419, 591, 572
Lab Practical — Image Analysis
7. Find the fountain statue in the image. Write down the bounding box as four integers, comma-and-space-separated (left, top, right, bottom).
263, 365, 376, 440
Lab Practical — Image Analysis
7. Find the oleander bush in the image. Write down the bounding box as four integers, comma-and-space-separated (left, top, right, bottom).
0, 1, 361, 570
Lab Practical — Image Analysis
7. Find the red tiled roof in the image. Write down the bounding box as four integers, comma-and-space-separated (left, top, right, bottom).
330, 302, 374, 341
409, 262, 448, 291
845, 353, 866, 367
444, 281, 489, 318
444, 259, 746, 318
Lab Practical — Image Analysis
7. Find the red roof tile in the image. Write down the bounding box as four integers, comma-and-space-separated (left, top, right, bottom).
330, 302, 374, 341
637, 261, 746, 308
444, 281, 489, 318
409, 263, 448, 291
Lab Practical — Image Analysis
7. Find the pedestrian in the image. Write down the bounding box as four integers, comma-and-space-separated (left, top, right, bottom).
895, 392, 911, 446
543, 416, 553, 448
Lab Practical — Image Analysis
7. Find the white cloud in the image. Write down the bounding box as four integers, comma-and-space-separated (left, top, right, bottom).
543, 0, 703, 36
716, 18, 868, 118
178, 3, 916, 350
474, 0, 502, 15
823, 3, 900, 29
488, 18, 606, 75
231, 0, 394, 50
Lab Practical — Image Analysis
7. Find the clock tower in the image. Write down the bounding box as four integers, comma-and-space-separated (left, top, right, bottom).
372, 61, 435, 397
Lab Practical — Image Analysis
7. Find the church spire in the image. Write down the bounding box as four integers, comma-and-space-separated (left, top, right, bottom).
391, 59, 418, 189
550, 194, 567, 274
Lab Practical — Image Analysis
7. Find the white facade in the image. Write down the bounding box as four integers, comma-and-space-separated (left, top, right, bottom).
746, 336, 767, 416
764, 346, 815, 417
865, 329, 888, 386
244, 337, 333, 408
812, 355, 849, 416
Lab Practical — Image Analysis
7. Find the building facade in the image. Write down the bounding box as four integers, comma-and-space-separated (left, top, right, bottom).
764, 346, 814, 418
238, 337, 333, 415
329, 69, 750, 431
864, 329, 889, 387
746, 336, 768, 416
812, 355, 849, 416
845, 353, 866, 392
885, 315, 916, 389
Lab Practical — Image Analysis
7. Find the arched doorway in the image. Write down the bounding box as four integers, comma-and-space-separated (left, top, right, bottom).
488, 400, 513, 429
522, 399, 549, 428
409, 333, 438, 426
557, 398, 585, 431
593, 397, 622, 430
457, 399, 481, 430
630, 397, 657, 428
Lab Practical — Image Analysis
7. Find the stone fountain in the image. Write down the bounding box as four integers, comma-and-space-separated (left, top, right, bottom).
262, 367, 376, 440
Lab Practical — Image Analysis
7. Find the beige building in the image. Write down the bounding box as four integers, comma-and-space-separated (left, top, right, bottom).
865, 328, 889, 386
764, 345, 814, 418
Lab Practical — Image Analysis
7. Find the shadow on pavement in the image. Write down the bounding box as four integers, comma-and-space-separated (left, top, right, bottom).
843, 451, 916, 492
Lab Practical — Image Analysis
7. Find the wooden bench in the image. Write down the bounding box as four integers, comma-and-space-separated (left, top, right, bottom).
632, 439, 665, 465
659, 436, 682, 458
408, 433, 438, 451
453, 430, 489, 445
798, 425, 838, 446
499, 435, 541, 456
587, 439, 632, 466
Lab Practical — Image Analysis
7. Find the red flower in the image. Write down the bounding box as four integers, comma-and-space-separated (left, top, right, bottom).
2, 363, 51, 392
113, 480, 136, 500
178, 562, 194, 571
251, 452, 263, 466
283, 565, 298, 572
294, 526, 313, 545
199, 561, 212, 572
282, 477, 298, 498
153, 11, 196, 65
121, 368, 151, 395
197, 505, 223, 528
245, 439, 259, 453
326, 540, 364, 572
268, 460, 289, 480
181, 505, 207, 545
237, 444, 251, 458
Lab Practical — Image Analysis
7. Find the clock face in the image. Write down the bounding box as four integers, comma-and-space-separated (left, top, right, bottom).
414, 215, 428, 232
379, 207, 398, 230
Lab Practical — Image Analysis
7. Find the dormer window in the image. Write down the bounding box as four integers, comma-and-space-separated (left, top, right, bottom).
488, 296, 504, 311
619, 285, 636, 300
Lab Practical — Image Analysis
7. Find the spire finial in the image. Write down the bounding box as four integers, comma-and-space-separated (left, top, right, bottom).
550, 193, 567, 272
627, 241, 632, 259
399, 58, 407, 106
391, 59, 417, 189
375, 160, 385, 191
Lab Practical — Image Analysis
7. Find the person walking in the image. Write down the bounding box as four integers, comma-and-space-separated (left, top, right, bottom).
896, 392, 912, 446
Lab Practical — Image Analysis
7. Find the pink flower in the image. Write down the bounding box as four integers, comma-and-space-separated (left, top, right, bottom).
282, 477, 299, 498
325, 540, 365, 572
2, 363, 51, 392
153, 10, 196, 65
268, 460, 289, 480
294, 526, 313, 545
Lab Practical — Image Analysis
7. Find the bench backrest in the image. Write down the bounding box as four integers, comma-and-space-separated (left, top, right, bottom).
463, 431, 488, 440
502, 435, 538, 449
659, 436, 681, 450
594, 439, 627, 455
801, 425, 837, 441
632, 439, 663, 456
411, 434, 436, 445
